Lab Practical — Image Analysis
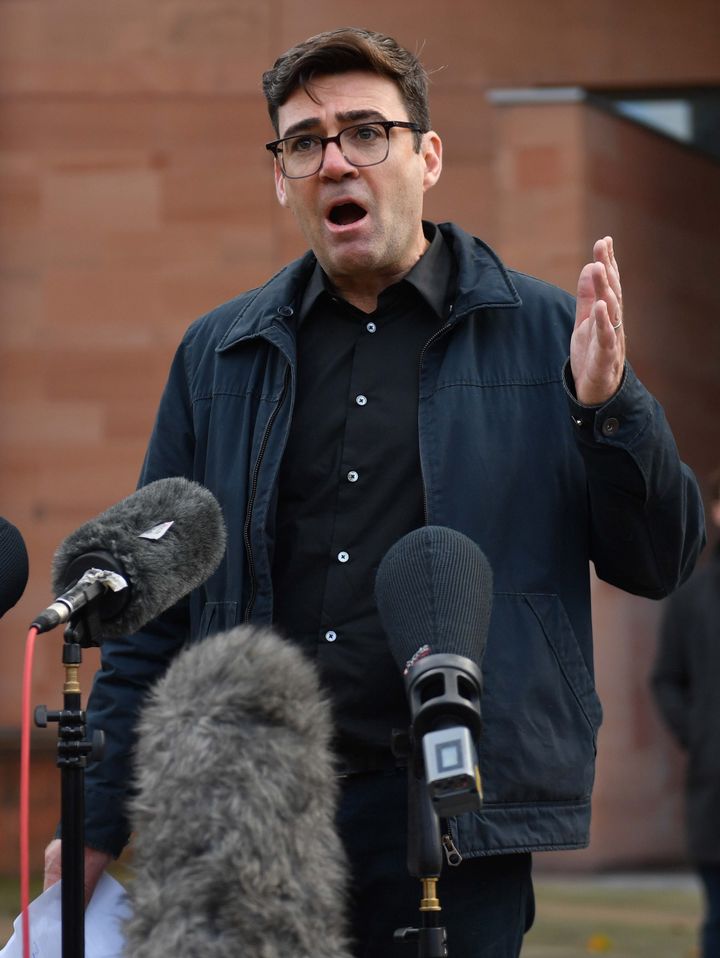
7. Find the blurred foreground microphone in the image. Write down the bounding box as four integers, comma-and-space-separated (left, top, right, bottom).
125, 625, 352, 958
375, 526, 493, 817
0, 516, 29, 618
31, 478, 226, 641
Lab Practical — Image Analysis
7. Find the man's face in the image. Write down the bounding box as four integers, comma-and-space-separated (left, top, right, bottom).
273, 71, 442, 292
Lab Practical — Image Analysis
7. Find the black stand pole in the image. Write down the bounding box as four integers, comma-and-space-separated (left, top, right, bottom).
393, 731, 449, 958
35, 614, 104, 958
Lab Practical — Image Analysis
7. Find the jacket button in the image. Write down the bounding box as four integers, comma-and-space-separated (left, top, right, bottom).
278, 305, 294, 317
601, 417, 620, 436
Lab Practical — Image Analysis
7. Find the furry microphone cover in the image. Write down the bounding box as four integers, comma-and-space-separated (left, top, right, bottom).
124, 625, 352, 958
50, 477, 226, 638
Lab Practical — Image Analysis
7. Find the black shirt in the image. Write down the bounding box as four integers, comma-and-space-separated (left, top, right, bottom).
272, 223, 455, 759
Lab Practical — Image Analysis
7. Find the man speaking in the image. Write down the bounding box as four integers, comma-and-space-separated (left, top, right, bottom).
44, 27, 705, 958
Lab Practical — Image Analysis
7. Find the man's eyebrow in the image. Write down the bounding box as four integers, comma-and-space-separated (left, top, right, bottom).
280, 109, 388, 139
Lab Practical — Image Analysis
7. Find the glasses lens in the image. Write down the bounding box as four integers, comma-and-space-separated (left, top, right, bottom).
278, 124, 392, 177
282, 135, 323, 177
339, 124, 390, 167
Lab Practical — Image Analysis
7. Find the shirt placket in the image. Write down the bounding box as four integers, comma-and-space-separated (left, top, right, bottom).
318, 316, 381, 651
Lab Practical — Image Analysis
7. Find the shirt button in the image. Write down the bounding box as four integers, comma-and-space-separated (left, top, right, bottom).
347, 470, 359, 483
325, 630, 337, 642
337, 551, 349, 563
277, 305, 294, 317
355, 394, 367, 406
601, 417, 620, 436
366, 322, 377, 333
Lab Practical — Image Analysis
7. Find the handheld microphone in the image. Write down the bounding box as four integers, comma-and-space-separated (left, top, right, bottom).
375, 526, 493, 817
125, 625, 352, 958
0, 516, 29, 618
31, 477, 227, 641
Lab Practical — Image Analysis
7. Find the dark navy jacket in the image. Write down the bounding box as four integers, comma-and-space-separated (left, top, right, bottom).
84, 222, 705, 859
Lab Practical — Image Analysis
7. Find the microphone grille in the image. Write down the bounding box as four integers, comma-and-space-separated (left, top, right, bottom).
0, 518, 29, 616
375, 526, 493, 669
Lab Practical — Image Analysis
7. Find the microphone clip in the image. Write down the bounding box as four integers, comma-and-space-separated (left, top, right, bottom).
32, 561, 129, 641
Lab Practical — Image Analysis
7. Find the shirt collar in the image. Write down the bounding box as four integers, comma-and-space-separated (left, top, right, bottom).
299, 221, 452, 322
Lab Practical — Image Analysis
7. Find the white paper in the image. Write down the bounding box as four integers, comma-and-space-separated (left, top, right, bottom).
0, 872, 130, 958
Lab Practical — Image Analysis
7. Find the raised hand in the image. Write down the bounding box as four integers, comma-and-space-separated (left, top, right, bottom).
570, 236, 625, 406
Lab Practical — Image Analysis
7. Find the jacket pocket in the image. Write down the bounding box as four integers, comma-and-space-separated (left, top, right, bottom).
197, 601, 240, 641
479, 592, 602, 805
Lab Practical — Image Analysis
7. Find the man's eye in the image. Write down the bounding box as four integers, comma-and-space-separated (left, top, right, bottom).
350, 125, 382, 142
287, 137, 318, 155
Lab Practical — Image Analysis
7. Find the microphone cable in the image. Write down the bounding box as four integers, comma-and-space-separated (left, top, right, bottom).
19, 625, 40, 958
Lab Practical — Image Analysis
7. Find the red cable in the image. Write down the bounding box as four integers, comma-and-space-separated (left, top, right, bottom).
20, 626, 39, 958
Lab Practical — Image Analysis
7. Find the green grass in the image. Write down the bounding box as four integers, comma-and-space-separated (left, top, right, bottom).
523, 877, 703, 958
0, 871, 704, 955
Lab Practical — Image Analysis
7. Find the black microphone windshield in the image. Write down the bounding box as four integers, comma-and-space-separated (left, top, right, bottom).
125, 625, 351, 958
0, 517, 29, 617
375, 526, 493, 671
50, 477, 226, 638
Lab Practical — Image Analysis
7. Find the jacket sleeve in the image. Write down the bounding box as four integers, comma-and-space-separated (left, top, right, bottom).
83, 336, 197, 857
563, 360, 706, 599
650, 591, 692, 748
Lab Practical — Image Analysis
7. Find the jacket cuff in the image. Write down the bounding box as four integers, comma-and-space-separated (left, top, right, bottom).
562, 359, 648, 445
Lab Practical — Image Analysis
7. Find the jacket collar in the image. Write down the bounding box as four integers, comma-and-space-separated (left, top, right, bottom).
436, 222, 521, 318
216, 221, 521, 352
216, 251, 315, 353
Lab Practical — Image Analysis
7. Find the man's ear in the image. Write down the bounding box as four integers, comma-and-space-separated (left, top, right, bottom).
422, 131, 443, 192
274, 159, 289, 207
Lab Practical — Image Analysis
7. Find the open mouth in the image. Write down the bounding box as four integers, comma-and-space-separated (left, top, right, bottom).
328, 202, 367, 226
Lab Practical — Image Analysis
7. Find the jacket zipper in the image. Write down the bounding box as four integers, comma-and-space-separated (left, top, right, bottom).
441, 831, 463, 866
418, 306, 455, 525
243, 364, 291, 623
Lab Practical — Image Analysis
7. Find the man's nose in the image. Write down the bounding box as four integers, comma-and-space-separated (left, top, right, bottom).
318, 140, 359, 180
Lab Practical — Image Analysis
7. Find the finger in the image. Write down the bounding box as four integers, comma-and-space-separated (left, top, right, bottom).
606, 235, 619, 277
591, 262, 621, 325
594, 235, 618, 268
591, 261, 610, 305
592, 299, 613, 343
594, 237, 622, 305
593, 299, 626, 358
595, 297, 622, 338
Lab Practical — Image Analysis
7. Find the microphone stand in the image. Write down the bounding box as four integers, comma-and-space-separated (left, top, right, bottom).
393, 731, 448, 958
35, 604, 104, 958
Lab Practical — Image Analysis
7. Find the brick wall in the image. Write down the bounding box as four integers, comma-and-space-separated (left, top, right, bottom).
1, 1, 719, 876
489, 95, 720, 868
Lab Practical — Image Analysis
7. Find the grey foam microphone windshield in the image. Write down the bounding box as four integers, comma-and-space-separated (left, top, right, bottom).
0, 517, 29, 618
125, 625, 352, 958
33, 477, 226, 639
375, 525, 493, 671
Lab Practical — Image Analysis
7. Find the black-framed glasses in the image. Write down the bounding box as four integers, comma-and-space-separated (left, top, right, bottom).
266, 120, 426, 179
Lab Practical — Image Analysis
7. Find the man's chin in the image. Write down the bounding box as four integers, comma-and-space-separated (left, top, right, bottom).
320, 244, 380, 281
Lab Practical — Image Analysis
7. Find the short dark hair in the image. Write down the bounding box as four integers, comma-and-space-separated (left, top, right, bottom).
262, 27, 430, 150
